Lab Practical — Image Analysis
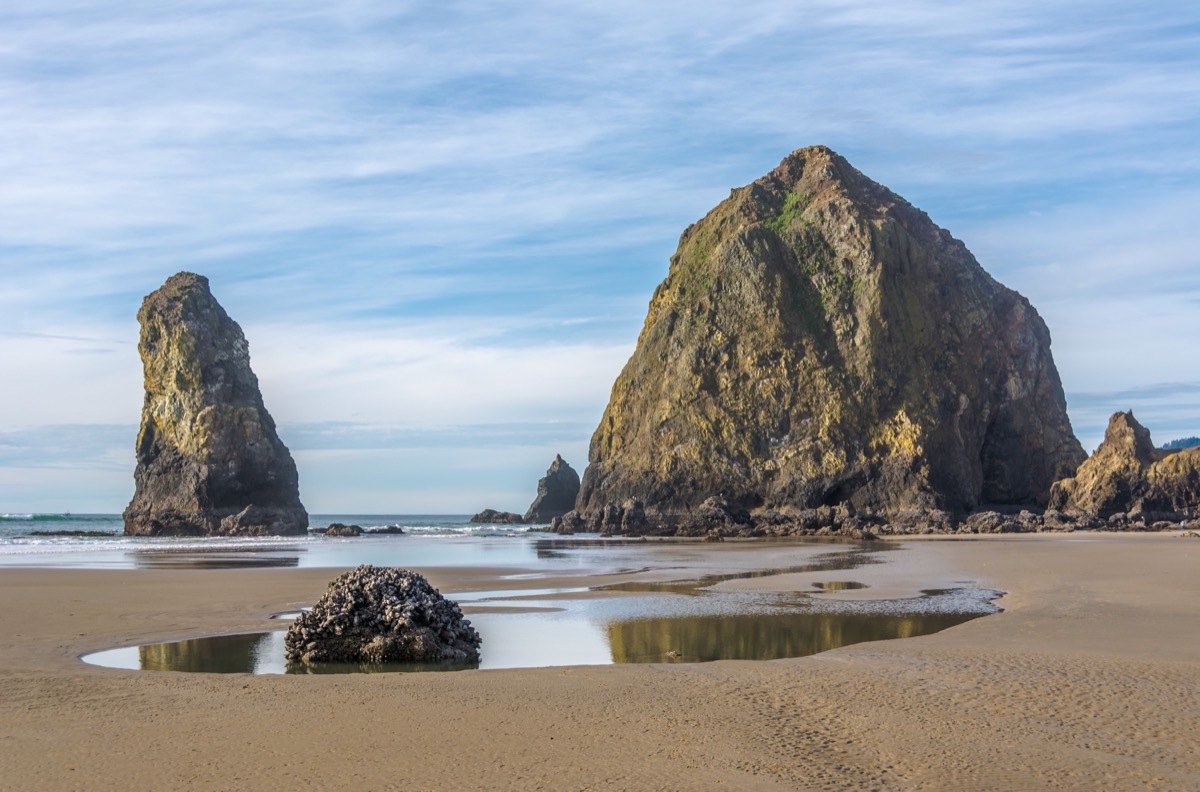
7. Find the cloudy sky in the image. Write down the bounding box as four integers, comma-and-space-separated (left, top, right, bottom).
2, 0, 1198, 514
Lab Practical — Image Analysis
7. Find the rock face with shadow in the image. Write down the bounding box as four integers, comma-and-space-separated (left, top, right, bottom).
285, 565, 481, 665
575, 146, 1085, 533
123, 272, 308, 536
1049, 410, 1200, 519
523, 454, 581, 523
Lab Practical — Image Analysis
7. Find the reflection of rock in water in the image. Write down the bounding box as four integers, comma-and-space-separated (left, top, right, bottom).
607, 610, 975, 663
811, 581, 869, 591
131, 552, 301, 570
138, 633, 270, 673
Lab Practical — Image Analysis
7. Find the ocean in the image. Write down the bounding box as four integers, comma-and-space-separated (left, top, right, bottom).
0, 513, 574, 570
5, 512, 1003, 671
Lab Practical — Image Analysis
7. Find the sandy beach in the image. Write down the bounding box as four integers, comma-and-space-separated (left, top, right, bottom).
1, 534, 1198, 791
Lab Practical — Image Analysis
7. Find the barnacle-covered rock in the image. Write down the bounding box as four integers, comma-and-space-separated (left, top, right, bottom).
284, 565, 481, 665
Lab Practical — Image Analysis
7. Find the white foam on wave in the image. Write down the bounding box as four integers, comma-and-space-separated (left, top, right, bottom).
399, 524, 536, 537
0, 534, 314, 555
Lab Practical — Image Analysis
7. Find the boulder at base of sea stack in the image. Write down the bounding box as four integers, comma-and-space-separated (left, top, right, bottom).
577, 146, 1085, 531
123, 272, 308, 536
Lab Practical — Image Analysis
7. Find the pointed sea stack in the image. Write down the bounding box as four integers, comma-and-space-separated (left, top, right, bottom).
1049, 411, 1200, 519
577, 146, 1085, 528
523, 455, 581, 523
123, 273, 308, 536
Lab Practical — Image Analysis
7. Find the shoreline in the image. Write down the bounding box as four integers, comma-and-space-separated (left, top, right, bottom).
1, 534, 1198, 789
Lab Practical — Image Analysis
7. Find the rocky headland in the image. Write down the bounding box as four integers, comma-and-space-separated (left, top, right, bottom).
122, 272, 308, 537
562, 146, 1088, 537
1049, 411, 1200, 523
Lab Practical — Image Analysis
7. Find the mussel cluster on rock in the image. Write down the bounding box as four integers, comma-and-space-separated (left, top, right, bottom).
284, 565, 481, 665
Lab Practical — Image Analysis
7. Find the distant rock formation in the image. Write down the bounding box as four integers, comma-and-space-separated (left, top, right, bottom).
323, 523, 363, 537
123, 272, 308, 537
1049, 411, 1200, 519
285, 566, 481, 665
469, 455, 581, 525
576, 146, 1084, 532
469, 509, 526, 524
523, 455, 581, 523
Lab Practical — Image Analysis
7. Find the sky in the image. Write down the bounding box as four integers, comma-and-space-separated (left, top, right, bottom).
1, 0, 1198, 514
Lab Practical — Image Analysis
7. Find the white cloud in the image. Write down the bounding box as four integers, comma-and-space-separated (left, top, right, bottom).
247, 319, 631, 429
1, 0, 1198, 510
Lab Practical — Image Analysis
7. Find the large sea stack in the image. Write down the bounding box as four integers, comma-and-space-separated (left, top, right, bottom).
123, 272, 308, 536
577, 146, 1085, 529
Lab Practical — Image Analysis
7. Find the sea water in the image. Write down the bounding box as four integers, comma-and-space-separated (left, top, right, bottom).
0, 513, 569, 570
4, 513, 1004, 671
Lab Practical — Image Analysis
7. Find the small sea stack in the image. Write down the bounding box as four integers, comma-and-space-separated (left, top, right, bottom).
1049, 411, 1200, 520
523, 455, 581, 523
285, 565, 481, 665
122, 272, 308, 537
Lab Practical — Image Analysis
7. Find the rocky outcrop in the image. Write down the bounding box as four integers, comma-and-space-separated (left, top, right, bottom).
285, 566, 481, 665
324, 523, 363, 537
1049, 411, 1200, 519
577, 146, 1085, 532
469, 509, 526, 524
523, 455, 581, 523
366, 525, 406, 535
123, 272, 308, 536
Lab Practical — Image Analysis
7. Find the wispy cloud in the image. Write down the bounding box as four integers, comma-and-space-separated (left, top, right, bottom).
2, 0, 1198, 509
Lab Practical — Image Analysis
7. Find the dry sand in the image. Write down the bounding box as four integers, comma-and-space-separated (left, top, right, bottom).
1, 534, 1198, 791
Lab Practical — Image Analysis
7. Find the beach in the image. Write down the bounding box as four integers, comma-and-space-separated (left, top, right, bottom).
1, 533, 1198, 791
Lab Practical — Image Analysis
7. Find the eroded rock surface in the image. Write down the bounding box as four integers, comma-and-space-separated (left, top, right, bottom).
285, 565, 481, 665
524, 455, 581, 523
578, 146, 1085, 532
1049, 411, 1200, 519
123, 272, 308, 536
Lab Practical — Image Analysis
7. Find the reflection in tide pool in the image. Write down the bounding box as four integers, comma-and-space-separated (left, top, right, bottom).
609, 609, 968, 663
140, 632, 287, 674
474, 615, 610, 669
82, 587, 1001, 674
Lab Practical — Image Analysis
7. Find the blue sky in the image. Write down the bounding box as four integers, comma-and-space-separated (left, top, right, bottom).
2, 0, 1198, 513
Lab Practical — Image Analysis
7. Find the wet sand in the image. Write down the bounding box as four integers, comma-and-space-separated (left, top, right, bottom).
1, 534, 1198, 790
